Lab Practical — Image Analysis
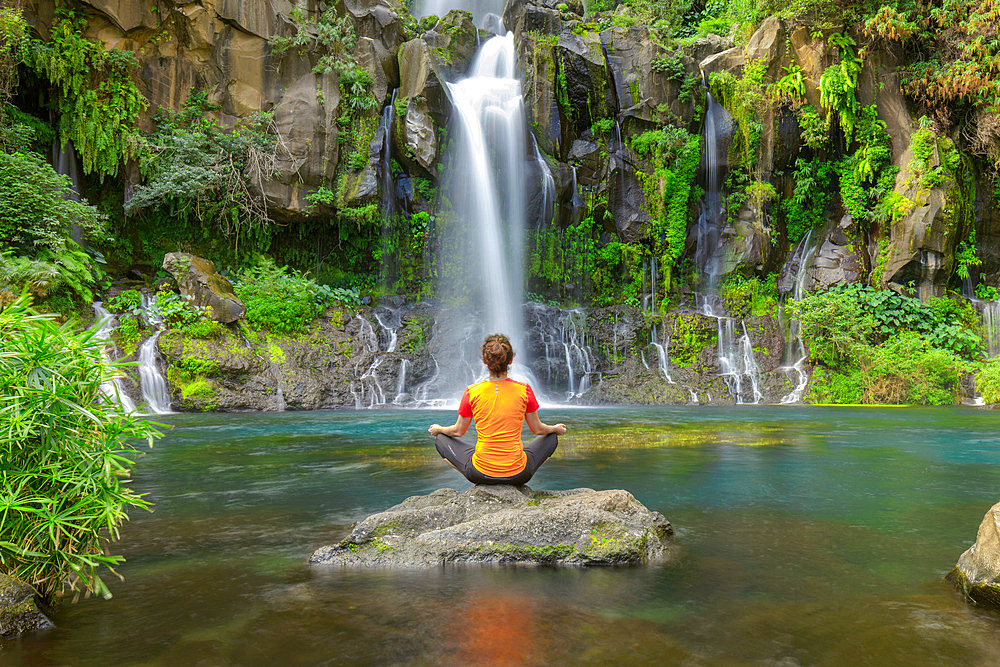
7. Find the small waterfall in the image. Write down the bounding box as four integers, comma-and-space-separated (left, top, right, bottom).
649, 322, 674, 384
715, 315, 763, 404
53, 141, 85, 244
525, 303, 597, 399
137, 333, 172, 414
393, 358, 411, 404
779, 230, 818, 404
980, 300, 1000, 357
349, 316, 389, 409
373, 305, 402, 353
137, 294, 172, 414
92, 303, 137, 413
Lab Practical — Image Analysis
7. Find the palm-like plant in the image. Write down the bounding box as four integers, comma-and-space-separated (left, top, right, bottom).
0, 291, 162, 601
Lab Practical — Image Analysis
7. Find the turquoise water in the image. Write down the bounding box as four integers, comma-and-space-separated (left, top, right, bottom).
6, 407, 1000, 664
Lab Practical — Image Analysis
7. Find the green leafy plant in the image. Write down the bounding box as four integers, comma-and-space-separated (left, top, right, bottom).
234, 257, 330, 332
27, 10, 146, 177
975, 284, 998, 301
0, 292, 161, 601
0, 150, 108, 252
124, 91, 278, 260
782, 158, 837, 242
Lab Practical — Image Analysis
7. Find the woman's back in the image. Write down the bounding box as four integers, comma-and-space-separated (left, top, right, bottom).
459, 378, 538, 477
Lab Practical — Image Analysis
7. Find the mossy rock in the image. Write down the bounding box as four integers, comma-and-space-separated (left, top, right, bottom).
311, 485, 673, 567
0, 574, 53, 637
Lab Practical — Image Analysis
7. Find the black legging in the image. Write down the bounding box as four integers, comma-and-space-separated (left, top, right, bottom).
434, 433, 558, 485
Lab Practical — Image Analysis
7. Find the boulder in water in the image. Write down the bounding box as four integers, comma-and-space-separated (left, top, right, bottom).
310, 485, 672, 567
0, 574, 53, 637
162, 252, 246, 323
949, 500, 1000, 606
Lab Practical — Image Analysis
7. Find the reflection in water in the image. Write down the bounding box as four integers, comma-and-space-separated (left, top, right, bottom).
5, 407, 1000, 665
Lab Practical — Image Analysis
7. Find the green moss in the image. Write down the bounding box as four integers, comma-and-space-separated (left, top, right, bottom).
670, 314, 717, 368
472, 543, 579, 562
266, 340, 287, 365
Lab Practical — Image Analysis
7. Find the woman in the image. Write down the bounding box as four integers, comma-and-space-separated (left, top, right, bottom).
428, 333, 566, 485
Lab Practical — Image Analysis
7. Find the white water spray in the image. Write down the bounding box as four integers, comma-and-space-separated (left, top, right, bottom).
92, 303, 137, 413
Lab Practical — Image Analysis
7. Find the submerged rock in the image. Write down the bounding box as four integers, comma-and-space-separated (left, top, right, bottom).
0, 574, 53, 638
310, 485, 672, 567
949, 500, 1000, 606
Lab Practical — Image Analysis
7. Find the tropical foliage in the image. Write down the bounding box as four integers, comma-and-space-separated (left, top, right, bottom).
0, 293, 161, 601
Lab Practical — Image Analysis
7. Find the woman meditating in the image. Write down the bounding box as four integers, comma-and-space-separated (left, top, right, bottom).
428, 333, 566, 485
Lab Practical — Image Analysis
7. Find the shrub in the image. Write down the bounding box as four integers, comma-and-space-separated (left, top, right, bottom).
859, 332, 965, 405
233, 258, 327, 333
796, 289, 876, 367
977, 358, 1000, 404
0, 293, 161, 601
720, 273, 778, 317
0, 150, 108, 251
106, 289, 142, 314
179, 318, 227, 339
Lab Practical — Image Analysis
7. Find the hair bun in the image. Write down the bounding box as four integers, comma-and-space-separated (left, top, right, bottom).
481, 334, 514, 375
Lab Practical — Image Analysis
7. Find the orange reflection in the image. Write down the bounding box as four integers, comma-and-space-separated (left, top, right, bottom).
448, 593, 538, 666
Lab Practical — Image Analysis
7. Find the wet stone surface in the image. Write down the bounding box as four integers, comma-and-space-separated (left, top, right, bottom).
310, 485, 673, 567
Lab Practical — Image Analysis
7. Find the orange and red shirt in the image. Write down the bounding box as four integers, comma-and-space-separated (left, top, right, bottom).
458, 379, 539, 477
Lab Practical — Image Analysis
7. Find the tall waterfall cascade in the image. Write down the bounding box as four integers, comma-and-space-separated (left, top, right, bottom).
693, 84, 763, 404
418, 30, 556, 402
92, 303, 137, 413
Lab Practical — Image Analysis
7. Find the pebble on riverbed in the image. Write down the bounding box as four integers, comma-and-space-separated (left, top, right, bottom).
948, 500, 1000, 607
309, 485, 673, 567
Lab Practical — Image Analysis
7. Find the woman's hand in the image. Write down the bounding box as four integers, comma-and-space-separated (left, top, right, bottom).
429, 416, 471, 438
551, 423, 567, 435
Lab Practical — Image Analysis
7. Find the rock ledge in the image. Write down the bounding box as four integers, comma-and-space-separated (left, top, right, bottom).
310, 486, 672, 567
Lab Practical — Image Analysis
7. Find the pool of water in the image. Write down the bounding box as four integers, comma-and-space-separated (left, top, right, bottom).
5, 407, 1000, 664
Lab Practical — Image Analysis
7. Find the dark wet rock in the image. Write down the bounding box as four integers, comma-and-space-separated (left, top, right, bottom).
310, 485, 673, 567
421, 9, 479, 78
882, 140, 975, 300
688, 34, 734, 65
604, 153, 651, 243
601, 25, 698, 132
396, 38, 446, 175
556, 27, 611, 135
0, 574, 53, 638
949, 500, 1000, 607
162, 252, 246, 323
803, 216, 863, 291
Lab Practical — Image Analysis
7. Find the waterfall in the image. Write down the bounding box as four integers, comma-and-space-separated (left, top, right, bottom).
135, 294, 173, 414
691, 78, 763, 403
393, 358, 411, 404
525, 303, 597, 399
349, 316, 389, 409
649, 323, 674, 384
694, 79, 726, 284
778, 230, 818, 403
426, 30, 554, 399
92, 303, 137, 413
137, 333, 172, 414
980, 300, 1000, 357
